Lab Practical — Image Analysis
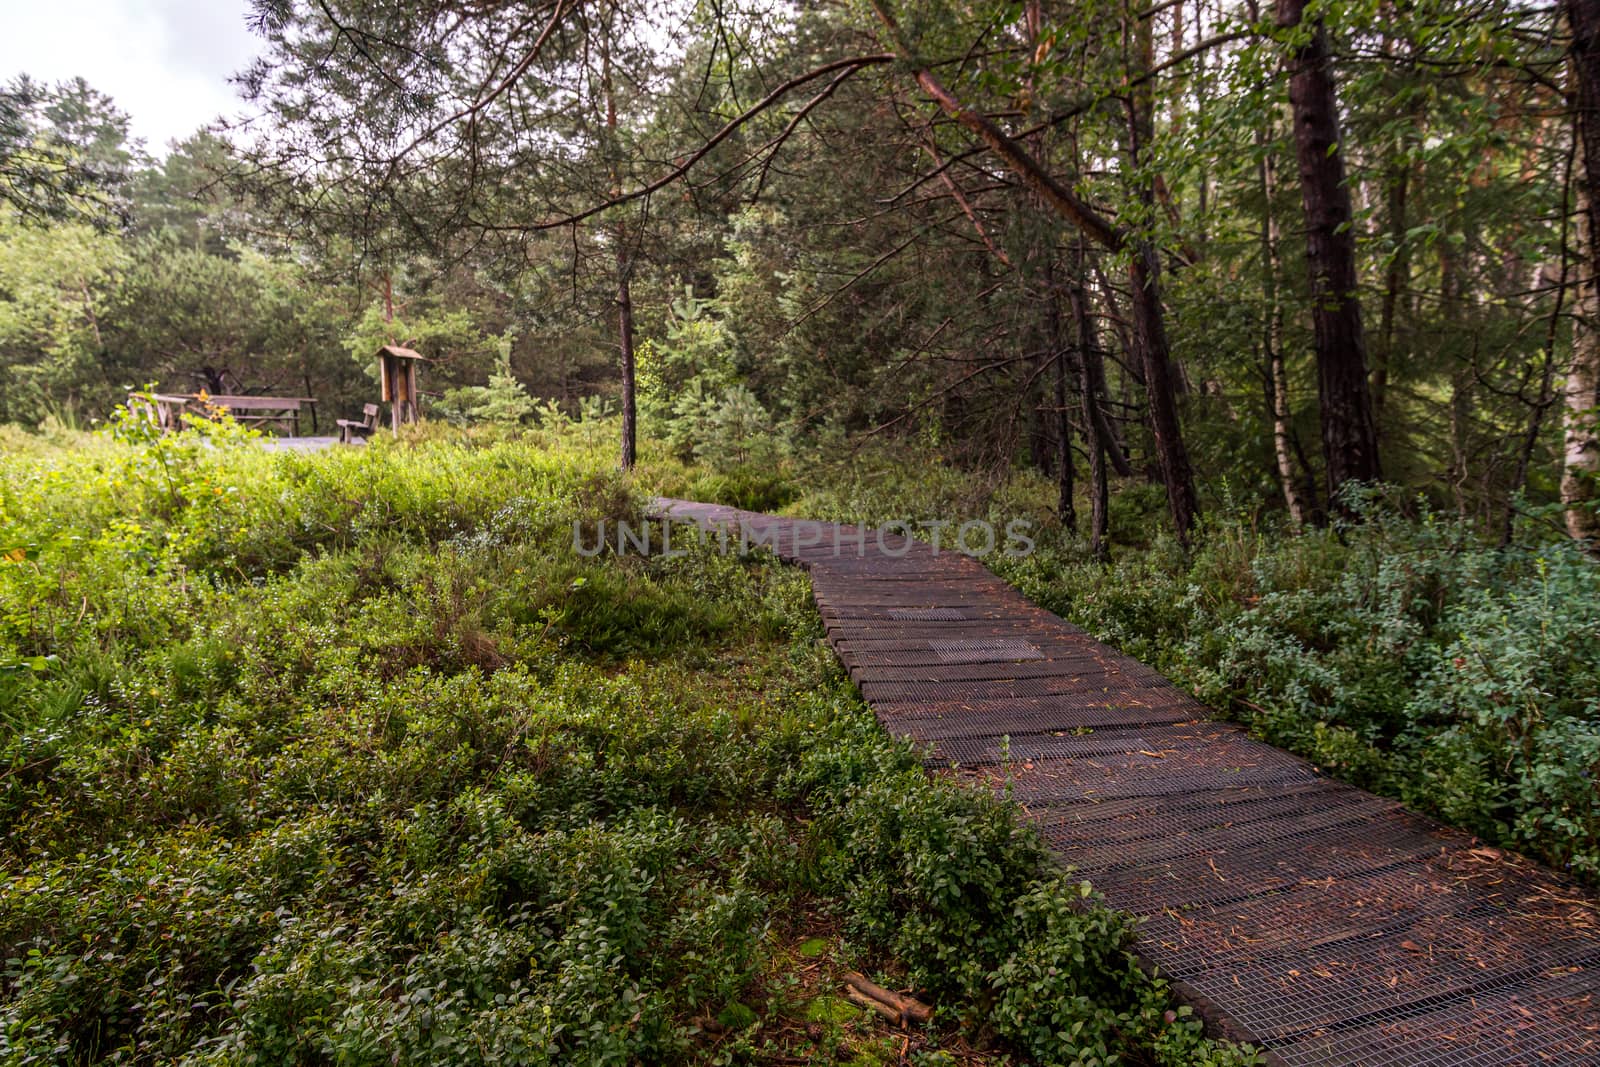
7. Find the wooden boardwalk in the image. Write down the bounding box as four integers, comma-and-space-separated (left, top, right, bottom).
655, 499, 1600, 1066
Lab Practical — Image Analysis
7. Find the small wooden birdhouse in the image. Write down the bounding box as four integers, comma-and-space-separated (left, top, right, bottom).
376, 345, 425, 430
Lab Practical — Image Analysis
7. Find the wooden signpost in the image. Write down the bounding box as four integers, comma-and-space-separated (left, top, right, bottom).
377, 345, 425, 431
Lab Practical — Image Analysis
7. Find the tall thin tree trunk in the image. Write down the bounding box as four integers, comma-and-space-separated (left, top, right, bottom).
1374, 162, 1409, 426
1372, 23, 1417, 427
1267, 347, 1305, 529
1070, 273, 1111, 554
1564, 0, 1600, 547
1055, 351, 1077, 530
1044, 266, 1077, 530
617, 230, 637, 470
603, 31, 637, 470
1277, 0, 1382, 507
1030, 370, 1055, 475
1448, 364, 1472, 518
1124, 8, 1199, 541
1505, 143, 1576, 545
1436, 234, 1472, 517
1258, 124, 1307, 529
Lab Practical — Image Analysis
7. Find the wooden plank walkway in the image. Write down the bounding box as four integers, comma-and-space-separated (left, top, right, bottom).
654, 499, 1600, 1066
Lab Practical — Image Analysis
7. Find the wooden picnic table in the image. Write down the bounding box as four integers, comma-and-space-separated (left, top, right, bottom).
187, 395, 319, 435
131, 393, 320, 435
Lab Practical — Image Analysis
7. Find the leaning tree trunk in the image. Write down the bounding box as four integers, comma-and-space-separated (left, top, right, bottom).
1123, 8, 1199, 541
1128, 245, 1199, 539
1277, 0, 1382, 508
1564, 0, 1600, 547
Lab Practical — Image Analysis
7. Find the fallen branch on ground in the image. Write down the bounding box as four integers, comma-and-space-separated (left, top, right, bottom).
842, 972, 932, 1026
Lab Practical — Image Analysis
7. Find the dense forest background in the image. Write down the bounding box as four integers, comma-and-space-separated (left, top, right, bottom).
2, 0, 1597, 551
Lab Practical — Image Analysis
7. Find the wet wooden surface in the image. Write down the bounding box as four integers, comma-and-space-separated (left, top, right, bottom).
654, 500, 1600, 1066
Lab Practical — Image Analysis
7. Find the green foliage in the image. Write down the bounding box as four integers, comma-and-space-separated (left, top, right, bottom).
0, 431, 1245, 1066
786, 443, 1061, 538
658, 382, 788, 472
638, 286, 736, 406
685, 466, 798, 513
0, 75, 133, 226
0, 213, 128, 422
438, 332, 537, 426
344, 302, 494, 378
994, 492, 1600, 882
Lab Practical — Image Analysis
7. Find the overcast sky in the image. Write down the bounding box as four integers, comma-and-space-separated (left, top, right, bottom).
0, 0, 261, 155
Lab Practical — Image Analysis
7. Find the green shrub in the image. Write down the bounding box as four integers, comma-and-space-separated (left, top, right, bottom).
685, 466, 797, 513
998, 493, 1600, 882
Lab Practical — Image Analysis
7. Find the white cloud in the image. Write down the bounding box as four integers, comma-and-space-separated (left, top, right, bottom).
0, 0, 261, 155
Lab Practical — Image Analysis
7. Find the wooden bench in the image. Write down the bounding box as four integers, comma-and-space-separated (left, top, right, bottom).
338, 403, 380, 444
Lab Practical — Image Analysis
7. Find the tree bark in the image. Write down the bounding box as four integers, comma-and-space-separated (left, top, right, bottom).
1034, 243, 1078, 529
602, 32, 637, 470
1564, 0, 1600, 547
1372, 23, 1419, 427
1257, 124, 1307, 529
1277, 0, 1383, 506
1049, 298, 1077, 531
617, 229, 638, 470
1069, 274, 1111, 554
1123, 8, 1198, 541
1373, 147, 1411, 426
1128, 245, 1199, 538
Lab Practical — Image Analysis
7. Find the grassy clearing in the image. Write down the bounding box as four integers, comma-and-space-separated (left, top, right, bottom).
0, 427, 1248, 1066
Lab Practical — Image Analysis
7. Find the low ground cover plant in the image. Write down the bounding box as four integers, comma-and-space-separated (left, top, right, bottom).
0, 427, 1248, 1066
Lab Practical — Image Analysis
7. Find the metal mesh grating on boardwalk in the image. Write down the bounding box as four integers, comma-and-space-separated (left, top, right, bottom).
927, 637, 1044, 663
877, 691, 1215, 740
1176, 945, 1600, 1052
859, 670, 1172, 704
1268, 965, 1600, 1066
883, 606, 970, 621
650, 496, 1600, 1066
